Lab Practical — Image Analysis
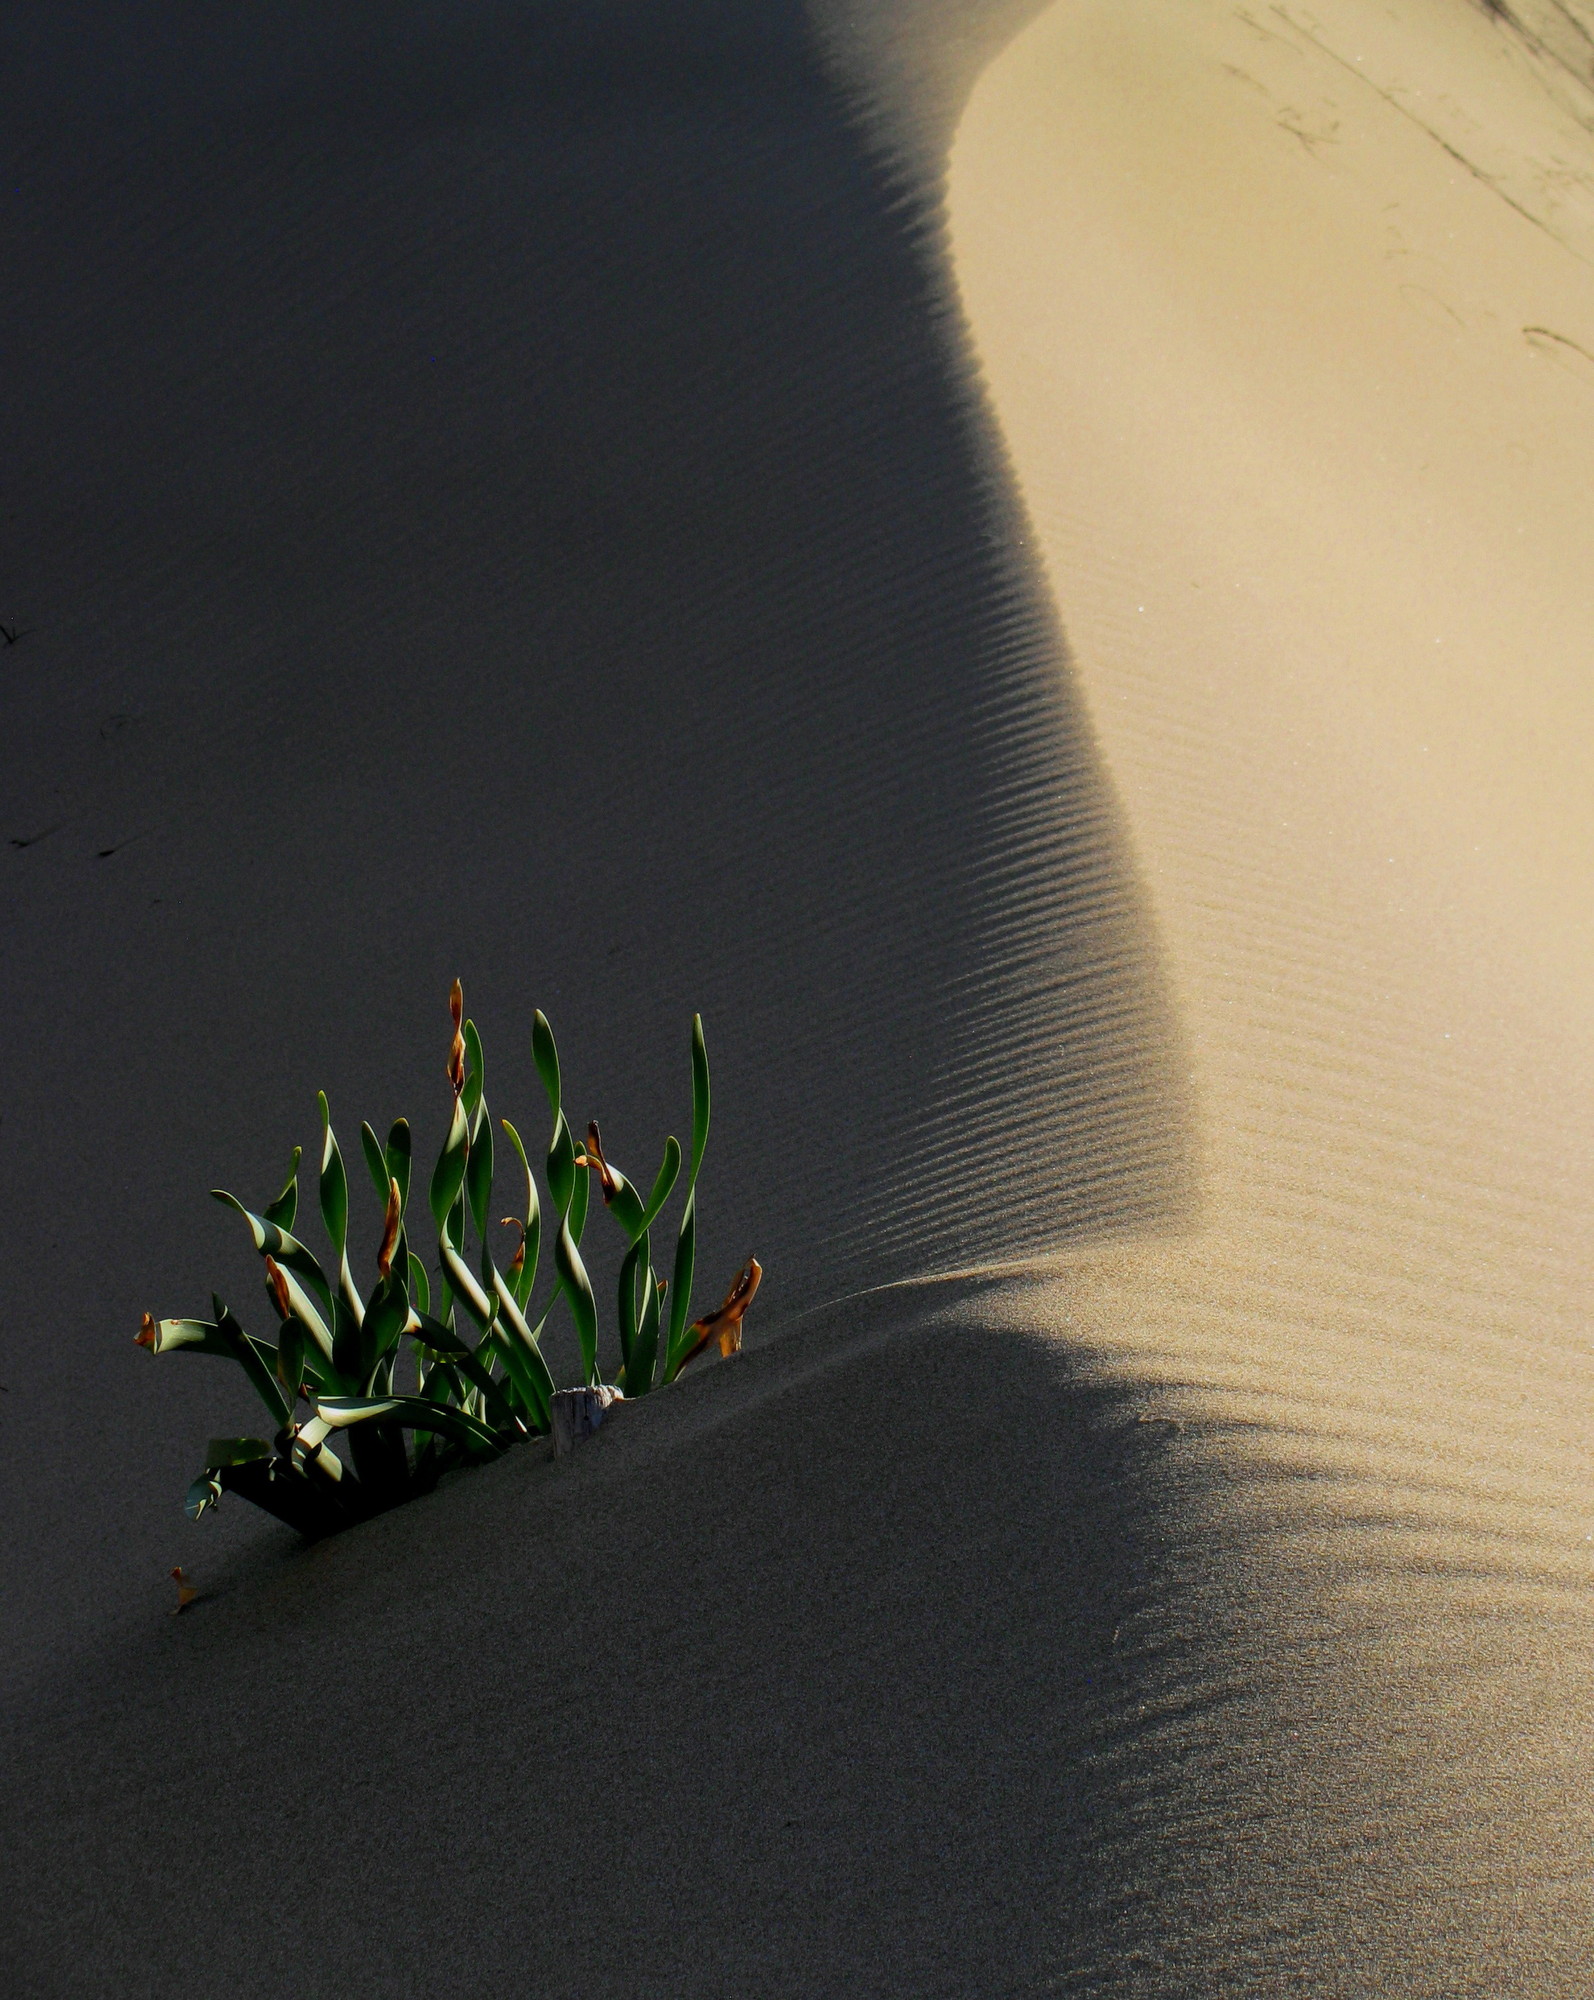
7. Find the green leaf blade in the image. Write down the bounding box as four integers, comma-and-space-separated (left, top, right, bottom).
360, 1123, 390, 1202
532, 1010, 561, 1116
318, 1094, 350, 1258
688, 1014, 711, 1186
263, 1148, 302, 1232
428, 1097, 470, 1234
465, 1096, 494, 1246
555, 1214, 599, 1387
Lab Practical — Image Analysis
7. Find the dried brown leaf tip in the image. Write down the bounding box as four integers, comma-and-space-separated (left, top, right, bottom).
679, 1257, 762, 1373
574, 1121, 620, 1203
500, 1216, 526, 1281
264, 1255, 292, 1321
446, 978, 466, 1096
377, 1176, 403, 1278
170, 1566, 199, 1613
135, 1312, 158, 1350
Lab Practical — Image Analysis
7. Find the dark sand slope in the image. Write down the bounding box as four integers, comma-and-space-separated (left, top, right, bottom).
0, 2, 1208, 1992
0, 0, 1184, 1692
1, 1285, 1233, 2000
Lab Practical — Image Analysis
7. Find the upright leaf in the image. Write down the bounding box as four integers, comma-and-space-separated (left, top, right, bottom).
318, 1094, 349, 1258
360, 1268, 411, 1386
360, 1123, 389, 1202
689, 1014, 711, 1185
547, 1110, 575, 1219
385, 1119, 412, 1214
555, 1214, 599, 1387
499, 1117, 542, 1310
440, 1237, 496, 1332
462, 1019, 486, 1126
488, 1273, 555, 1431
569, 1150, 590, 1246
664, 1191, 697, 1382
617, 1235, 648, 1375
627, 1264, 663, 1397
465, 1096, 494, 1246
428, 1096, 470, 1234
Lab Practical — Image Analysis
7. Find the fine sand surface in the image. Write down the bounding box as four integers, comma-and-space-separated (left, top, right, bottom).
948, 0, 1594, 1988
1, 0, 1590, 1993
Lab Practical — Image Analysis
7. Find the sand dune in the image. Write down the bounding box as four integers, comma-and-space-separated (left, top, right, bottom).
4, 0, 1590, 1991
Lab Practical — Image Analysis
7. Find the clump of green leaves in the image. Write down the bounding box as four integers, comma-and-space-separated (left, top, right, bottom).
138, 987, 734, 1539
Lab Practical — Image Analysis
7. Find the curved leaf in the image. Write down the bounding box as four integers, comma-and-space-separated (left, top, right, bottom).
499, 1117, 542, 1310
263, 1149, 302, 1232
141, 1311, 293, 1430
569, 1148, 591, 1246
216, 1299, 295, 1426
211, 1191, 331, 1305
315, 1394, 502, 1456
532, 1009, 561, 1116
639, 1136, 682, 1238
360, 1268, 411, 1384
140, 1316, 233, 1359
406, 1251, 431, 1317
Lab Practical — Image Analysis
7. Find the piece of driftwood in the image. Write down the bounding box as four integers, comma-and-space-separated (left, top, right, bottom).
551, 1384, 624, 1458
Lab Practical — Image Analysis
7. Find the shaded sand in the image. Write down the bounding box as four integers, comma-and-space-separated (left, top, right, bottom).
945, 0, 1594, 1987
0, 0, 1182, 1692
0, 6, 1206, 1995
4, 0, 1590, 1993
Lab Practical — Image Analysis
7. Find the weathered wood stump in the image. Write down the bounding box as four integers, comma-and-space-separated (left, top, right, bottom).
551, 1384, 624, 1458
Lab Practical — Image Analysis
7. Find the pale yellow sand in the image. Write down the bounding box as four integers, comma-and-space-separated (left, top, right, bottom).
949, 0, 1594, 1982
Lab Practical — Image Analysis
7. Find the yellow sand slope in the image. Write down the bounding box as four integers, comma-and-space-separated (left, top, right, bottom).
951, 0, 1594, 1983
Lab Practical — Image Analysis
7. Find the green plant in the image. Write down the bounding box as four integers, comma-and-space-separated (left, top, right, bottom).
138, 985, 745, 1539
